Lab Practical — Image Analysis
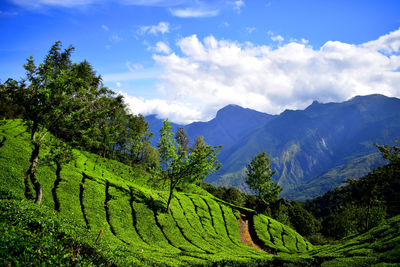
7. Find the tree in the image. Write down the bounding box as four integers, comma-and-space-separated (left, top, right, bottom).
5, 41, 114, 204
375, 141, 400, 167
155, 120, 221, 212
245, 151, 281, 203
0, 81, 24, 119
175, 127, 189, 156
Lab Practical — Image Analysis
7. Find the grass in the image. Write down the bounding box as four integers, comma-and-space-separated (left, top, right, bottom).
309, 215, 400, 265
1, 119, 399, 266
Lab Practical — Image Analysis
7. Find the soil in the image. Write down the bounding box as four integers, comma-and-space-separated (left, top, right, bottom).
238, 213, 264, 251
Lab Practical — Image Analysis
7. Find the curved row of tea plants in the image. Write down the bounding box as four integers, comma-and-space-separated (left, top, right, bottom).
0, 120, 313, 265
3, 119, 399, 266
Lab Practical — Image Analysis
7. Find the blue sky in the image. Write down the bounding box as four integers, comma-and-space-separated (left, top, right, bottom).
1, 0, 400, 123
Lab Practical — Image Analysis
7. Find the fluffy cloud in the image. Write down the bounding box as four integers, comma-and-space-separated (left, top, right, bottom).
134, 28, 400, 123
169, 7, 219, 18
120, 92, 202, 124
12, 0, 185, 8
232, 0, 244, 14
154, 41, 171, 54
118, 0, 184, 6
11, 0, 100, 8
139, 22, 169, 35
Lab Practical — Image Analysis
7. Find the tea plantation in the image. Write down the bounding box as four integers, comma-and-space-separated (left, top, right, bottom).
1, 119, 399, 266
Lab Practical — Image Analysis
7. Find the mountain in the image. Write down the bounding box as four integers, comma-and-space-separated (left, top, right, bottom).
145, 95, 400, 201
185, 105, 275, 149
208, 94, 400, 200
146, 105, 275, 149
145, 114, 182, 146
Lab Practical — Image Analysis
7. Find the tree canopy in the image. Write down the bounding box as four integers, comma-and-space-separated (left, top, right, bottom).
245, 151, 281, 203
154, 120, 221, 211
2, 41, 152, 204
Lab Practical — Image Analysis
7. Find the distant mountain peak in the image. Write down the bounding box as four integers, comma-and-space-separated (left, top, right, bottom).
216, 104, 245, 117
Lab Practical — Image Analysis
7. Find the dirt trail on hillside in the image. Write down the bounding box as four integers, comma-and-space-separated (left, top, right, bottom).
238, 213, 264, 251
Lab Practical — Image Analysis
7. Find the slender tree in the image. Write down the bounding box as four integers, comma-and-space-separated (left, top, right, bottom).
175, 127, 189, 156
155, 120, 221, 211
245, 151, 281, 203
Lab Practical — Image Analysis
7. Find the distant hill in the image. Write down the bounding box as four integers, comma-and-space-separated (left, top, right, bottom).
147, 94, 400, 201
210, 94, 400, 200
185, 105, 275, 149
146, 105, 275, 150
145, 114, 182, 147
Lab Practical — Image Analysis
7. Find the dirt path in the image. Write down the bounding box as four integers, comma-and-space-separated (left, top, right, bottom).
238, 213, 264, 251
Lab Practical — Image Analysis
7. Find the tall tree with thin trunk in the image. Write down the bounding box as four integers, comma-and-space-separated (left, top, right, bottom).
175, 127, 189, 156
155, 120, 221, 212
245, 151, 281, 203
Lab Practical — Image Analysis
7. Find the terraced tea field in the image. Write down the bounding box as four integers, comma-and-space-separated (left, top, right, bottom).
1, 119, 399, 266
0, 120, 312, 265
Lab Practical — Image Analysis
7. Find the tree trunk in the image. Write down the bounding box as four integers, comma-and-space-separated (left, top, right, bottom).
366, 200, 372, 231
28, 143, 42, 204
52, 162, 62, 211
30, 121, 38, 141
166, 181, 175, 212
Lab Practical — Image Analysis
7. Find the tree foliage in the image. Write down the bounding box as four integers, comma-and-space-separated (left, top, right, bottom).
154, 120, 221, 211
245, 151, 281, 203
305, 141, 400, 239
2, 41, 152, 204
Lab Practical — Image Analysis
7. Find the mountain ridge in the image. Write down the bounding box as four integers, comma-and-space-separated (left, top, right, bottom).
146, 94, 400, 200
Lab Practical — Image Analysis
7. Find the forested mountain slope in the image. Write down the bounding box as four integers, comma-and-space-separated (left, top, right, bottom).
208, 94, 400, 200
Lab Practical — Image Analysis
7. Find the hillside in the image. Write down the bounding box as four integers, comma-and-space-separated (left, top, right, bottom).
310, 214, 400, 265
208, 94, 400, 200
1, 119, 400, 266
0, 120, 312, 266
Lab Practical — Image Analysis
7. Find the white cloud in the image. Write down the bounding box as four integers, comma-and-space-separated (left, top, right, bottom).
153, 41, 171, 54
12, 0, 186, 8
101, 24, 109, 31
268, 31, 284, 43
363, 27, 400, 54
126, 61, 143, 72
232, 0, 245, 14
116, 82, 121, 88
117, 0, 184, 6
169, 7, 219, 18
120, 93, 202, 124
11, 0, 100, 8
271, 34, 284, 42
246, 27, 256, 34
219, 22, 229, 28
109, 34, 122, 42
136, 28, 400, 123
139, 22, 170, 35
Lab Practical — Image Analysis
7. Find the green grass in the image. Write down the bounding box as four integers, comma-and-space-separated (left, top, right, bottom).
310, 215, 400, 265
1, 119, 399, 266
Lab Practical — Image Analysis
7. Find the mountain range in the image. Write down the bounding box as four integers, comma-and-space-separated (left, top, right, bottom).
146, 94, 400, 201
